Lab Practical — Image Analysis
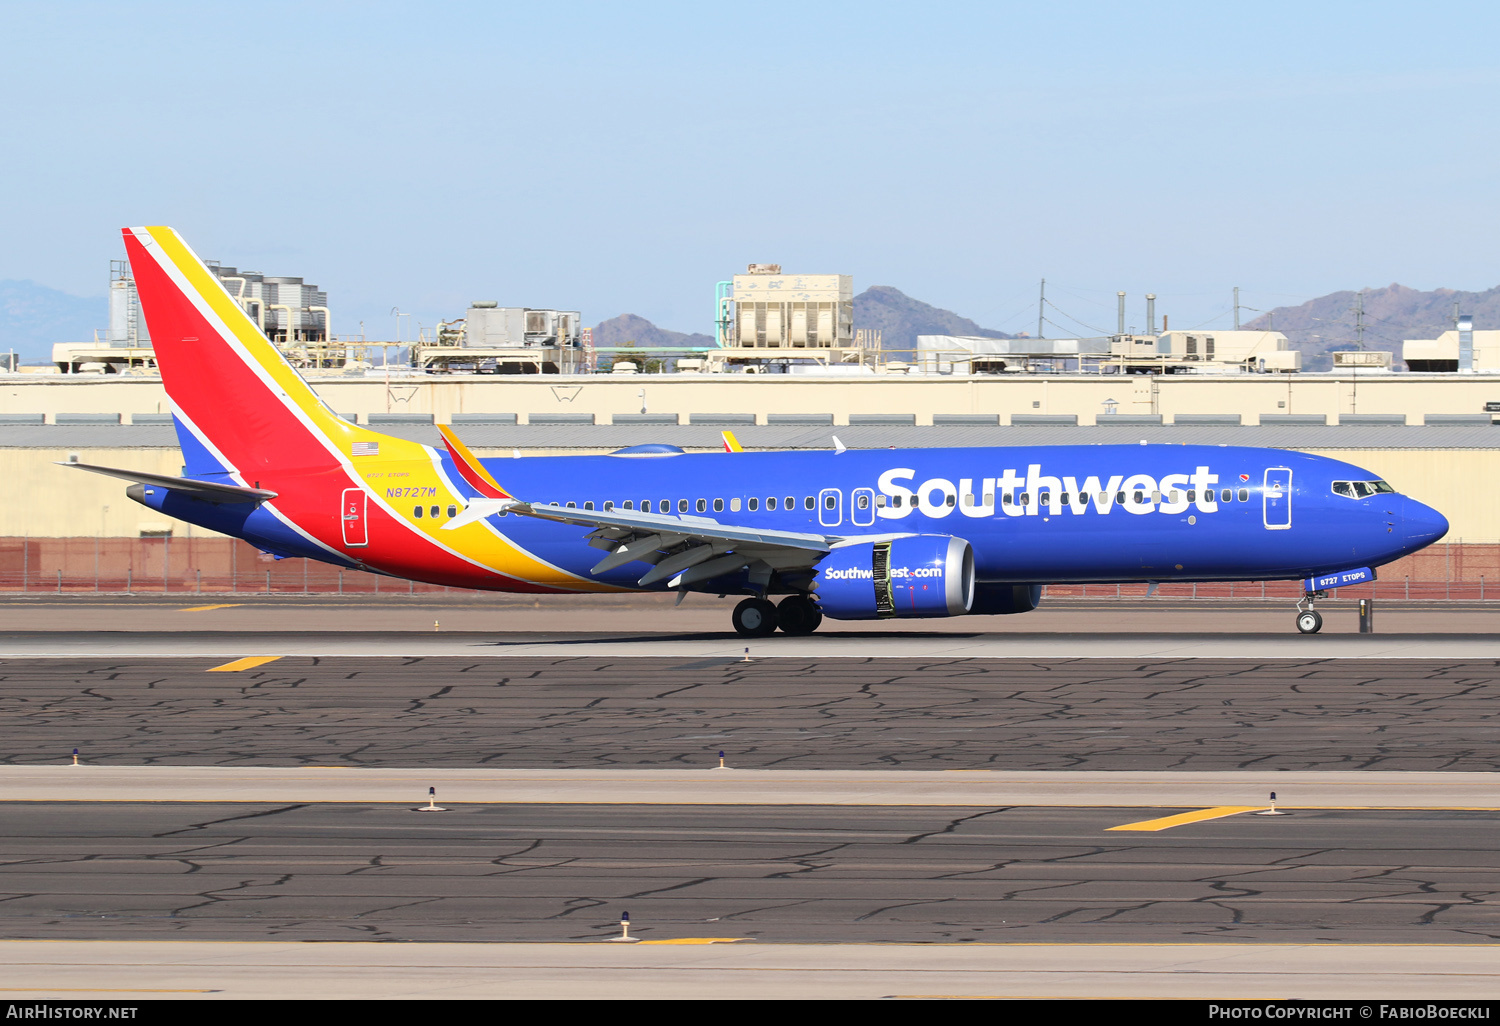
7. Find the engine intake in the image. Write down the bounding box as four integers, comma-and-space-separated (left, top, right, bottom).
815, 535, 974, 619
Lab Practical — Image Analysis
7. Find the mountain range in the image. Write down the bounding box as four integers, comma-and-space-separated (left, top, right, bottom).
0, 280, 107, 361
590, 286, 1013, 352
6, 275, 1492, 369
1243, 284, 1500, 370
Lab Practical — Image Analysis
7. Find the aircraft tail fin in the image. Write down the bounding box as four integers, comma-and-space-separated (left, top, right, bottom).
121, 226, 361, 480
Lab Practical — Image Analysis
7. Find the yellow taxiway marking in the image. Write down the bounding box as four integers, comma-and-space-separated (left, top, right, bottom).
178, 603, 243, 613
1107, 806, 1262, 832
638, 938, 748, 945
206, 656, 282, 673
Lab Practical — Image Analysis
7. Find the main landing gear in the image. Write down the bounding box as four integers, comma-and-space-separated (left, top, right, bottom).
731, 595, 823, 637
1295, 592, 1324, 634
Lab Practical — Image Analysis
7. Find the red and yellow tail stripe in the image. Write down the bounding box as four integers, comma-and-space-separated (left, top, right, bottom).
438, 424, 512, 499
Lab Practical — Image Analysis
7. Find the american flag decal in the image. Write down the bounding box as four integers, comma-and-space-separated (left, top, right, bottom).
351, 442, 379, 457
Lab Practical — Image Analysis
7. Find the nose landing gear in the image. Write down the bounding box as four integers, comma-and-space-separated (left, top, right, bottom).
1295, 591, 1324, 634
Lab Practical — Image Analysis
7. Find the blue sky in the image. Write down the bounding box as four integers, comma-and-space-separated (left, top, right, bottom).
4, 1, 1500, 338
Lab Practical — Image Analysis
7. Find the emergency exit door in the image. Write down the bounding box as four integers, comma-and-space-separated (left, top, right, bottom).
341, 488, 368, 547
1263, 468, 1292, 530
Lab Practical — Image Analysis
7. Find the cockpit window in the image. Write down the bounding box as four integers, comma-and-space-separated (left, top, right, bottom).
1333, 479, 1396, 498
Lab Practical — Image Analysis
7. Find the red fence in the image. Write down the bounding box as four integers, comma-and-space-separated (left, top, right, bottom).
0, 537, 465, 595
0, 537, 1492, 599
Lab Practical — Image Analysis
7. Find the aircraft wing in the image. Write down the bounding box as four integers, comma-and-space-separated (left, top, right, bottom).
444, 497, 909, 589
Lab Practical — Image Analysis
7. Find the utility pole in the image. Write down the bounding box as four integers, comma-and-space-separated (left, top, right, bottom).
1354, 289, 1365, 350
1037, 279, 1046, 339
1233, 286, 1240, 329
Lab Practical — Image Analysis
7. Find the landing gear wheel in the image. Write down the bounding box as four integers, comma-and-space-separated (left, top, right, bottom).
732, 597, 778, 638
776, 595, 823, 635
1296, 609, 1323, 634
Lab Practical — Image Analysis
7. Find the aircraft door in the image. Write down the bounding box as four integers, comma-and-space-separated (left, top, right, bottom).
1263, 468, 1291, 530
851, 487, 876, 527
818, 488, 843, 528
341, 488, 369, 547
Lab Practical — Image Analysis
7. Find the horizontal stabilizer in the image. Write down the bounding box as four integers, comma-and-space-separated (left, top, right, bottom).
58, 461, 277, 504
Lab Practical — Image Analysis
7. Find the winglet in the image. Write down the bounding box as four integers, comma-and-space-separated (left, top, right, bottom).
832, 435, 847, 455
721, 430, 743, 453
437, 424, 512, 499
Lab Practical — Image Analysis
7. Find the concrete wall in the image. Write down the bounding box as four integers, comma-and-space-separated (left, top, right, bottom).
6, 371, 1500, 425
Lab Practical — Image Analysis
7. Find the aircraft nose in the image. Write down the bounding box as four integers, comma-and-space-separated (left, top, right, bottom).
1401, 496, 1449, 547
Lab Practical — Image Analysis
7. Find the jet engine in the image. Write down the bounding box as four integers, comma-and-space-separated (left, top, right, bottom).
814, 535, 974, 620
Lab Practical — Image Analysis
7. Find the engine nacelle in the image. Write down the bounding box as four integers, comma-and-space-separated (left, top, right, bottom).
814, 535, 975, 620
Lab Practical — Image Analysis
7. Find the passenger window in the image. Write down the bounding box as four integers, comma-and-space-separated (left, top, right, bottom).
804, 496, 814, 510
713, 498, 724, 512
603, 501, 613, 511
414, 506, 424, 518
430, 505, 439, 518
622, 500, 633, 510
584, 502, 594, 511
1238, 488, 1249, 501
786, 496, 795, 509
945, 493, 956, 507
566, 501, 576, 508
678, 499, 689, 513
767, 497, 777, 510
1020, 493, 1030, 506
1150, 491, 1160, 503
696, 498, 707, 512
1115, 491, 1126, 503
1041, 491, 1052, 505
748, 497, 759, 511
892, 495, 902, 508
447, 505, 457, 518
876, 495, 887, 507
1221, 489, 1231, 502
823, 494, 836, 509
730, 498, 740, 511
1186, 490, 1195, 502
658, 500, 669, 513
1133, 491, 1144, 503
1060, 493, 1070, 505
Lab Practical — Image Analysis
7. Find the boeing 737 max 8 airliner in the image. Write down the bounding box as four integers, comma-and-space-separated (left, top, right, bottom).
63, 227, 1450, 636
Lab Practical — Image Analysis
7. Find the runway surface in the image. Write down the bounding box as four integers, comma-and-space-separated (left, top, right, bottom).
3, 630, 1497, 997
7, 629, 1500, 659
3, 766, 1498, 808
5, 595, 1498, 636
5, 940, 1497, 999
2, 802, 1497, 946
2, 656, 1498, 771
